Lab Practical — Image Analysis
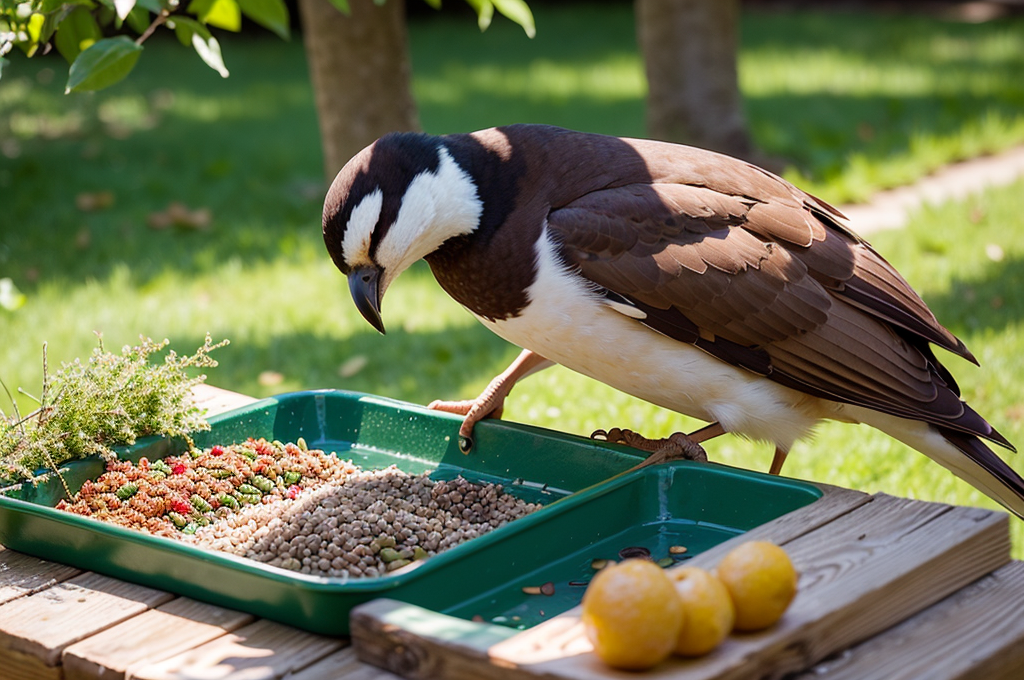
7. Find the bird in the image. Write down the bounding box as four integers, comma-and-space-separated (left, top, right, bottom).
321, 123, 1024, 519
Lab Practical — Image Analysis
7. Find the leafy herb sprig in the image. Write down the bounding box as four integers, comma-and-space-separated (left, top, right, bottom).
1, 334, 228, 484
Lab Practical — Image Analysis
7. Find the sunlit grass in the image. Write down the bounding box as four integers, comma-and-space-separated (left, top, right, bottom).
2, 4, 1024, 552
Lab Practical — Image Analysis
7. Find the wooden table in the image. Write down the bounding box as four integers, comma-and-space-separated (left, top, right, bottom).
2, 385, 1024, 680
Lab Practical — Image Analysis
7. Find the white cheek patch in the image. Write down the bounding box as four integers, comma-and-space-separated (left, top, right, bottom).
375, 147, 483, 290
342, 188, 383, 270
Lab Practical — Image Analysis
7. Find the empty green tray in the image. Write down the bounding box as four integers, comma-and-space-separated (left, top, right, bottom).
0, 390, 821, 635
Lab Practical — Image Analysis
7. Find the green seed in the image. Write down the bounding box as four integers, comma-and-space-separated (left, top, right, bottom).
218, 493, 239, 509
380, 547, 402, 563
116, 483, 138, 500
239, 492, 262, 505
386, 558, 411, 572
239, 448, 257, 461
209, 469, 234, 479
151, 460, 172, 475
656, 557, 675, 568
237, 483, 261, 496
168, 511, 188, 528
283, 470, 301, 485
190, 494, 212, 513
412, 546, 429, 561
251, 475, 274, 493
150, 471, 166, 481
297, 437, 308, 451
181, 522, 198, 534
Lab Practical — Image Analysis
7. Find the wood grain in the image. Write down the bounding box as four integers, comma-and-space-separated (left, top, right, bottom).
287, 648, 406, 680
798, 560, 1024, 680
352, 494, 1011, 680
129, 618, 344, 680
190, 384, 261, 418
0, 547, 82, 606
0, 571, 174, 667
62, 597, 255, 680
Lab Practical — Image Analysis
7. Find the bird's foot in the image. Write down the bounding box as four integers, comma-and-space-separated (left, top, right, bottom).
428, 397, 505, 452
427, 350, 553, 454
591, 427, 709, 468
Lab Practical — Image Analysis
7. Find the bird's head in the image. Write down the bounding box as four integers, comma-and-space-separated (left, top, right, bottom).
322, 132, 483, 334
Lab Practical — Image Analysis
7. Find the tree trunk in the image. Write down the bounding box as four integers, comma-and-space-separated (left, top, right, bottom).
298, 0, 420, 179
635, 0, 753, 160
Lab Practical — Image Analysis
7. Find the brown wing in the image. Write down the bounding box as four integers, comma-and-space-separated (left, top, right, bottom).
547, 180, 1007, 446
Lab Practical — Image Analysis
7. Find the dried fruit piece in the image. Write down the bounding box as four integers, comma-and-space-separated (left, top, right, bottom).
250, 475, 274, 493
116, 483, 138, 500
190, 494, 212, 513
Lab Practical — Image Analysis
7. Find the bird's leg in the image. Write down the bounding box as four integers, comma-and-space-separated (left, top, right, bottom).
428, 349, 554, 446
769, 447, 788, 476
591, 422, 726, 469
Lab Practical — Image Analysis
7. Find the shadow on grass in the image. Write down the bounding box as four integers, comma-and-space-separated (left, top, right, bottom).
923, 255, 1024, 337
176, 319, 517, 407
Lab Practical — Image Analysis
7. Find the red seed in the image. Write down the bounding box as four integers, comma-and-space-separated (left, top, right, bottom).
172, 464, 186, 475
171, 498, 191, 515
287, 484, 301, 499
211, 445, 226, 456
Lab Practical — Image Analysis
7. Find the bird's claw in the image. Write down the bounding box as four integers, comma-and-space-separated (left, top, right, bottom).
591, 427, 708, 467
428, 399, 504, 454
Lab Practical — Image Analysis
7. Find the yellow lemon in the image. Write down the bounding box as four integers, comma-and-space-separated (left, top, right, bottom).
670, 566, 735, 656
581, 558, 685, 670
716, 541, 798, 631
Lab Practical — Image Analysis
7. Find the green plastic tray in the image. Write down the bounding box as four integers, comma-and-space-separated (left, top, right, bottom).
0, 390, 822, 635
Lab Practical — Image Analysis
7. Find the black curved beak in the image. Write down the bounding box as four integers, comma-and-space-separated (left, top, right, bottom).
348, 266, 386, 335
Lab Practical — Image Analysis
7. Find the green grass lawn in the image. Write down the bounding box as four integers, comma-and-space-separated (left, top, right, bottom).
2, 4, 1024, 551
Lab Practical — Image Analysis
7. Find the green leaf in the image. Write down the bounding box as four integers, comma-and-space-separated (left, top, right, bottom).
237, 0, 289, 39
464, 0, 493, 32
492, 0, 533, 38
188, 0, 241, 32
191, 31, 229, 77
326, 0, 350, 14
125, 5, 149, 33
0, 58, 7, 82
65, 35, 143, 93
114, 0, 136, 20
0, 279, 26, 312
53, 5, 102, 64
169, 15, 209, 46
135, 0, 164, 11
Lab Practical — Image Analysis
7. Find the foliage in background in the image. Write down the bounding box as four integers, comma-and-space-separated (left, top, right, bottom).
0, 0, 534, 93
0, 335, 227, 483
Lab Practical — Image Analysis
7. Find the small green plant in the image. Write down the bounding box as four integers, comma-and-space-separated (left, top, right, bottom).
0, 334, 228, 484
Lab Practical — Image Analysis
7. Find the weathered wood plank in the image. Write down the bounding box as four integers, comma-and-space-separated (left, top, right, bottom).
799, 560, 1024, 680
191, 384, 261, 418
287, 648, 406, 680
351, 495, 1011, 680
62, 597, 255, 680
129, 618, 344, 680
0, 571, 174, 665
0, 546, 82, 606
1, 643, 65, 680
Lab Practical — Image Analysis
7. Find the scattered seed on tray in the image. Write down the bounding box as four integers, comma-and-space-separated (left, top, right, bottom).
189, 469, 542, 577
56, 439, 543, 578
